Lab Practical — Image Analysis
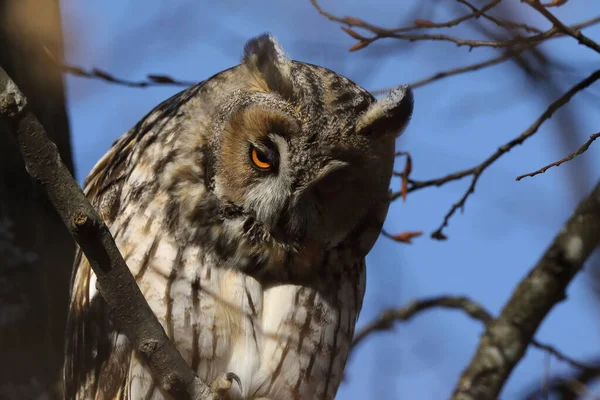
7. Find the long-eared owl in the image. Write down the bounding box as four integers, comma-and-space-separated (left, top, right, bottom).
64, 34, 413, 400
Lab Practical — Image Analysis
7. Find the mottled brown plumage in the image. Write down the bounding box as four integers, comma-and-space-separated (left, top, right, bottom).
64, 34, 413, 400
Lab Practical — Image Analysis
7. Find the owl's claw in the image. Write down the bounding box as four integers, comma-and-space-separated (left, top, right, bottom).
210, 372, 242, 397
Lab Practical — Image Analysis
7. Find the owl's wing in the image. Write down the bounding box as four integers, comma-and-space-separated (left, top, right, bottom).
63, 85, 207, 399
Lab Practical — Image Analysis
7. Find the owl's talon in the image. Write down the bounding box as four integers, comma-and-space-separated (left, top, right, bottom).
210, 372, 242, 396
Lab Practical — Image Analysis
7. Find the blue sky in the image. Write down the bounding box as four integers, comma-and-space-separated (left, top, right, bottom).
60, 1, 600, 398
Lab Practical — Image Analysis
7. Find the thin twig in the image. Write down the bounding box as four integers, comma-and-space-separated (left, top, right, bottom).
524, 0, 600, 55
311, 0, 534, 36
516, 132, 600, 181
373, 52, 513, 95
312, 0, 592, 51
457, 0, 542, 34
395, 0, 501, 33
373, 16, 600, 94
44, 48, 197, 88
531, 340, 600, 372
352, 296, 493, 348
65, 65, 197, 88
0, 66, 216, 400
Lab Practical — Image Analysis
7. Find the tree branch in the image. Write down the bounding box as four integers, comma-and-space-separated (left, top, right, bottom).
516, 132, 600, 181
392, 68, 600, 239
457, 0, 542, 34
59, 63, 197, 88
352, 296, 493, 349
312, 0, 597, 51
524, 0, 600, 55
0, 66, 216, 399
451, 180, 600, 400
352, 295, 597, 373
372, 16, 600, 93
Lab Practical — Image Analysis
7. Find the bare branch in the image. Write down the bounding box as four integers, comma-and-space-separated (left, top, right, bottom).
391, 69, 600, 239
524, 0, 600, 54
0, 66, 216, 400
352, 295, 596, 374
457, 0, 542, 34
516, 132, 600, 181
352, 296, 493, 349
311, 0, 597, 51
311, 0, 536, 35
373, 52, 512, 95
373, 16, 600, 93
45, 48, 197, 88
66, 65, 196, 88
451, 180, 600, 400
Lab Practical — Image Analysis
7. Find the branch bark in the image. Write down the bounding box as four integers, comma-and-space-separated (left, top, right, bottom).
451, 180, 600, 400
0, 66, 215, 399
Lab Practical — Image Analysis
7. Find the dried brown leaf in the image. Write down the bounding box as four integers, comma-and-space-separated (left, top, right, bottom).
389, 231, 423, 244
341, 27, 365, 40
414, 19, 435, 28
348, 41, 370, 52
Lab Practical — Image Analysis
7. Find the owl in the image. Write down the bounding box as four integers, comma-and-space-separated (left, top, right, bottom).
64, 34, 413, 400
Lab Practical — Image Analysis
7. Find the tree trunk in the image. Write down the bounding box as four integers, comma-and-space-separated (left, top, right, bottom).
0, 0, 74, 398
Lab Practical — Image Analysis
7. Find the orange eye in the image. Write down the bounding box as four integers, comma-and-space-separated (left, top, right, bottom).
250, 147, 271, 170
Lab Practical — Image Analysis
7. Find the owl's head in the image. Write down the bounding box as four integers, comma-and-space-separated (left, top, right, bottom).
205, 34, 413, 252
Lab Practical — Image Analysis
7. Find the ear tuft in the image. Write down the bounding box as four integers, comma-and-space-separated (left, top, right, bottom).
243, 33, 294, 99
355, 86, 414, 137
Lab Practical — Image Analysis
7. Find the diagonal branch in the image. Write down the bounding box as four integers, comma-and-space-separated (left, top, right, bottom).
0, 67, 216, 399
457, 0, 542, 33
352, 295, 597, 373
451, 180, 600, 400
524, 0, 600, 55
516, 132, 600, 181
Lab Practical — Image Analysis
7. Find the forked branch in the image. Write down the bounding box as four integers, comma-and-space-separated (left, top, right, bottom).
392, 69, 600, 239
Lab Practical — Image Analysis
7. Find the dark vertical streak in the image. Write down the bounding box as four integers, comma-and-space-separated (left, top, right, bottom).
165, 247, 184, 339
141, 216, 154, 234
245, 287, 260, 351
293, 289, 317, 397
323, 306, 342, 400
269, 288, 306, 392
191, 276, 201, 372
296, 290, 317, 352
305, 346, 318, 382
269, 341, 291, 392
133, 237, 159, 280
